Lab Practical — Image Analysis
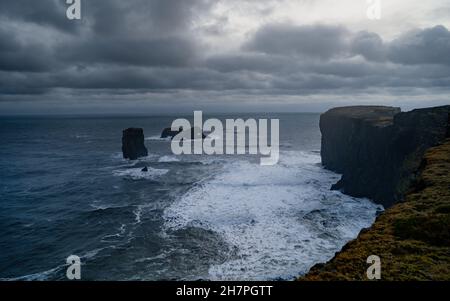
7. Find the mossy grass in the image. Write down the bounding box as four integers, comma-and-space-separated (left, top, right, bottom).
300, 139, 450, 281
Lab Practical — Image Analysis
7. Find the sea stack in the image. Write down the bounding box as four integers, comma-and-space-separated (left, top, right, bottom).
160, 127, 206, 140
320, 105, 450, 207
122, 128, 148, 160
161, 127, 181, 139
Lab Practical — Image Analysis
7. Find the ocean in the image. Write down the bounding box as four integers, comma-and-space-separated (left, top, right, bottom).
0, 113, 382, 281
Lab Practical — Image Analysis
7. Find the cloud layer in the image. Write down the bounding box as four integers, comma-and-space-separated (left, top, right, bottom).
0, 0, 449, 113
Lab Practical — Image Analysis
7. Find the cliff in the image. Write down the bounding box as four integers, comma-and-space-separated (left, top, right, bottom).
301, 139, 450, 280
320, 105, 450, 207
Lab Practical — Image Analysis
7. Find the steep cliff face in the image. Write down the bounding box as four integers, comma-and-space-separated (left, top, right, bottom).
301, 139, 450, 281
320, 105, 450, 207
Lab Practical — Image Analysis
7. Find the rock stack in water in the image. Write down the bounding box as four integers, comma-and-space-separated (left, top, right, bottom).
161, 127, 206, 140
122, 128, 148, 160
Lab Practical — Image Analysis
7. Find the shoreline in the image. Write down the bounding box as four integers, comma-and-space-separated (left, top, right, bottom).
299, 105, 450, 280
300, 139, 450, 280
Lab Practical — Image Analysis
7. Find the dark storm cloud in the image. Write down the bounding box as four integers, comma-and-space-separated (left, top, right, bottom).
388, 25, 450, 65
57, 0, 212, 67
205, 53, 287, 73
246, 23, 450, 67
49, 66, 268, 91
0, 0, 449, 105
350, 31, 386, 62
0, 71, 52, 95
245, 24, 350, 60
86, 0, 215, 36
351, 25, 450, 66
0, 28, 56, 72
59, 36, 198, 67
0, 0, 77, 33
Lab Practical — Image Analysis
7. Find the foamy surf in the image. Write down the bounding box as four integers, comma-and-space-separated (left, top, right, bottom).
145, 135, 170, 141
163, 151, 382, 280
158, 155, 181, 163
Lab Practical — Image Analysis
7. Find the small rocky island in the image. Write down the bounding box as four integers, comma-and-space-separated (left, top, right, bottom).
161, 127, 206, 140
301, 105, 450, 280
122, 128, 148, 160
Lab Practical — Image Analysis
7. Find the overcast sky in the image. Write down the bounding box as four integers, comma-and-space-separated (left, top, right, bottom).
0, 0, 449, 115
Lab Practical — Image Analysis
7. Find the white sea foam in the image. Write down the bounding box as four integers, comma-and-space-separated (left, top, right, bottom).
145, 135, 170, 141
158, 155, 181, 163
110, 152, 158, 162
101, 224, 127, 243
134, 201, 169, 224
90, 203, 128, 211
111, 152, 127, 160
113, 167, 168, 180
163, 151, 382, 280
134, 206, 143, 224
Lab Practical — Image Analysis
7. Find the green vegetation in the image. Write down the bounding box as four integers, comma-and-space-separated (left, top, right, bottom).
300, 139, 450, 281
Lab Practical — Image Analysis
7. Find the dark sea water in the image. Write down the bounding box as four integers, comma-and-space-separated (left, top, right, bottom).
0, 113, 381, 280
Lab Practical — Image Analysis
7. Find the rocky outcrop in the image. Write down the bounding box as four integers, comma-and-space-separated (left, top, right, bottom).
301, 139, 450, 280
122, 128, 148, 160
320, 105, 450, 207
161, 127, 181, 139
161, 127, 206, 140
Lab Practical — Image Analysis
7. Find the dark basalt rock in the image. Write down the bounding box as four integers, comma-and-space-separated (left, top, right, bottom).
141, 166, 148, 172
160, 127, 206, 140
161, 127, 181, 139
320, 105, 450, 207
122, 128, 148, 160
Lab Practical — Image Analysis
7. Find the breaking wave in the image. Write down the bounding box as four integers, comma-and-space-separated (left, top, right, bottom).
164, 151, 382, 280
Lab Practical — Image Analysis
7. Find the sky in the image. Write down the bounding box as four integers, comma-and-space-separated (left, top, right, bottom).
0, 0, 449, 115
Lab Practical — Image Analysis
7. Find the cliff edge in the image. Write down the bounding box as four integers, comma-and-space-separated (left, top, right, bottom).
301, 138, 450, 280
299, 104, 450, 280
320, 105, 450, 207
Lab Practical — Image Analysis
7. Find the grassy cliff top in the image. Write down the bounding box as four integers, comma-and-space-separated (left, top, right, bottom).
323, 106, 401, 127
300, 139, 450, 281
